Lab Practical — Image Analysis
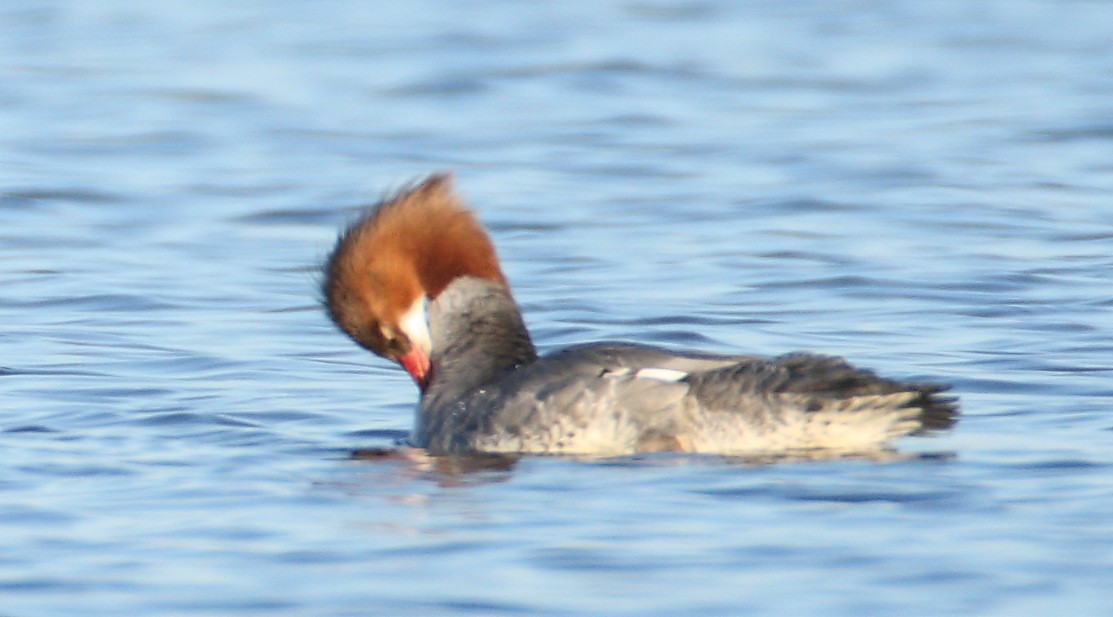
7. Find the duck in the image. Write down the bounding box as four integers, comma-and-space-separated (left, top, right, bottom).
324, 174, 957, 457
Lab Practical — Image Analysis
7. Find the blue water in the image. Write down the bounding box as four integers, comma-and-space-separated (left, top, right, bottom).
3, 1, 1113, 615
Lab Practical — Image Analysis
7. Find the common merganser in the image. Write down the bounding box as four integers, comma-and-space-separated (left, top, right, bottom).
324, 174, 957, 456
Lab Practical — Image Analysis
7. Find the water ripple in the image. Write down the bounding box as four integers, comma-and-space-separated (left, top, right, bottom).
2, 1, 1112, 616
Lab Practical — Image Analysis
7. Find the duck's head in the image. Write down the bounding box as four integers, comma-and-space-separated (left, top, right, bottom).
323, 173, 507, 391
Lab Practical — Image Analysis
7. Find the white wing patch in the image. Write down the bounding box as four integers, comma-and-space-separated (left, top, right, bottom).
635, 367, 688, 382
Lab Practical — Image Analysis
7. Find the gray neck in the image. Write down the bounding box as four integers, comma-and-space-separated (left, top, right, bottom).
424, 276, 537, 401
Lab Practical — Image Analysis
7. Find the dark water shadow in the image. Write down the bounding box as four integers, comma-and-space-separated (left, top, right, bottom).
346, 444, 955, 487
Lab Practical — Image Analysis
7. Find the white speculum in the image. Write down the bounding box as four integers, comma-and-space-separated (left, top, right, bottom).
635, 368, 688, 382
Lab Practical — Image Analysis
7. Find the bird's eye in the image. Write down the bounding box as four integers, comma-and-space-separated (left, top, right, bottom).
379, 326, 409, 355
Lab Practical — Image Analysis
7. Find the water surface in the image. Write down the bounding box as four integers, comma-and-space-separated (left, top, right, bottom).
3, 1, 1113, 615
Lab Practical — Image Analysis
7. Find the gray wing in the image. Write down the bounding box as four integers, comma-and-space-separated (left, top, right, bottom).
536, 342, 759, 374
684, 352, 958, 433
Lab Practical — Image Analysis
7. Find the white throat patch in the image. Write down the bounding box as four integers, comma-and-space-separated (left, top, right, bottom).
399, 296, 431, 356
